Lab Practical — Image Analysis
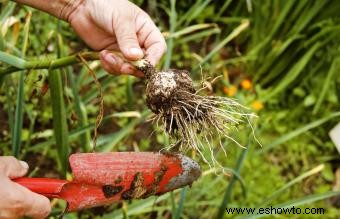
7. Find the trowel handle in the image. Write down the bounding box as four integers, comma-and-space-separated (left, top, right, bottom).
13, 177, 69, 198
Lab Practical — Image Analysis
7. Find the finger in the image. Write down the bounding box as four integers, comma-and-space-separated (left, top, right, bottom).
120, 63, 135, 75
24, 192, 51, 218
2, 178, 51, 219
134, 70, 145, 78
100, 50, 143, 77
13, 183, 51, 219
100, 50, 124, 75
0, 156, 29, 179
120, 63, 144, 77
113, 15, 144, 61
137, 17, 167, 66
145, 39, 167, 66
144, 30, 167, 66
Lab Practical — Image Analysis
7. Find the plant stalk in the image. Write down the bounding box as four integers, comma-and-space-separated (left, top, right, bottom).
0, 51, 150, 76
0, 51, 99, 75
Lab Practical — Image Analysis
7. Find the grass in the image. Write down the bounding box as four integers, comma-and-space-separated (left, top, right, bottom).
216, 137, 250, 219
48, 67, 69, 175
11, 11, 31, 157
0, 0, 339, 218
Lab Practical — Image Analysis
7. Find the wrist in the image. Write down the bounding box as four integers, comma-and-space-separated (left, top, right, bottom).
58, 0, 85, 21
13, 0, 85, 21
67, 0, 90, 24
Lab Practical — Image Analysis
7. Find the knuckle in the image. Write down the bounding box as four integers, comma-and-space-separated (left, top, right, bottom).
138, 13, 152, 27
114, 12, 134, 29
123, 13, 134, 21
120, 10, 135, 20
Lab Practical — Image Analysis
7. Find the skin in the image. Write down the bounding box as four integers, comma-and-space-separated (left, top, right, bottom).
5, 0, 167, 217
69, 0, 167, 77
15, 0, 167, 77
0, 157, 51, 219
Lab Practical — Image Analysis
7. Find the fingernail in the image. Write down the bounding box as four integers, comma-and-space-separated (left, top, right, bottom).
105, 54, 116, 65
129, 47, 143, 57
20, 161, 29, 169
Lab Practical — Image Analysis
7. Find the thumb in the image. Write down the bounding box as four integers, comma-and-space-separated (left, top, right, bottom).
114, 19, 144, 61
0, 156, 29, 179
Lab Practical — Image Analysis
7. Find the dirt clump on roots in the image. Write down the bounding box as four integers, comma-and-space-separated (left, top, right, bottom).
134, 59, 255, 167
145, 69, 206, 132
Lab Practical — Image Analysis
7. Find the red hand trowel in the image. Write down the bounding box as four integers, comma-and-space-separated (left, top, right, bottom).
13, 152, 201, 211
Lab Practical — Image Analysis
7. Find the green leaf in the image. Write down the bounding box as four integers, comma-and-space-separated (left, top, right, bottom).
12, 11, 31, 157
198, 20, 249, 68
164, 0, 177, 69
97, 110, 149, 152
313, 57, 340, 114
262, 42, 321, 100
48, 69, 69, 175
255, 164, 324, 207
257, 111, 340, 154
11, 71, 24, 157
173, 187, 188, 219
216, 140, 251, 219
241, 190, 340, 219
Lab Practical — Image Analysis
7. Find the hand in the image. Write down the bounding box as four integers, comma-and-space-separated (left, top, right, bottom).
68, 0, 167, 77
0, 156, 51, 219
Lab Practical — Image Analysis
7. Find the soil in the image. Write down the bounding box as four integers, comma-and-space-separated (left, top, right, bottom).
25, 152, 61, 178
141, 164, 168, 198
120, 162, 170, 200
121, 172, 147, 200
102, 185, 124, 198
146, 69, 195, 114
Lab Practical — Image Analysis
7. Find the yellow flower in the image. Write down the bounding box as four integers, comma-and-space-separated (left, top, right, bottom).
223, 85, 237, 97
251, 100, 264, 111
241, 79, 252, 90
